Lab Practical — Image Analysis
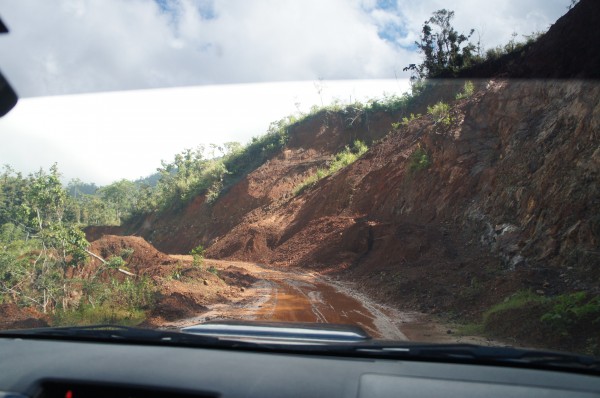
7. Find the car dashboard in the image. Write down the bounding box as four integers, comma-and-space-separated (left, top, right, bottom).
1, 337, 599, 398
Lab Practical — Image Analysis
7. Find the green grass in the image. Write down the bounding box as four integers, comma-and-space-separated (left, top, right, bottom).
52, 304, 146, 327
53, 276, 158, 327
483, 290, 547, 322
456, 323, 485, 336
540, 292, 600, 337
294, 140, 368, 195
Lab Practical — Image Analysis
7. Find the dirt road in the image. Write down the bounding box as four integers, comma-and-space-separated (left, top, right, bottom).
163, 258, 501, 344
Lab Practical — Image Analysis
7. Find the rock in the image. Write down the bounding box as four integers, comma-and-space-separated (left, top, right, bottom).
203, 280, 209, 286
446, 329, 453, 334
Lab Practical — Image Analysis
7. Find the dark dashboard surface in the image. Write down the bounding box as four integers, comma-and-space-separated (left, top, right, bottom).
1, 338, 599, 398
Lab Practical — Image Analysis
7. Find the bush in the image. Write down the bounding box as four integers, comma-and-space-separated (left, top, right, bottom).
456, 81, 475, 99
483, 290, 547, 323
106, 256, 126, 270
54, 276, 157, 326
190, 245, 205, 269
408, 145, 431, 171
541, 292, 600, 337
427, 101, 452, 126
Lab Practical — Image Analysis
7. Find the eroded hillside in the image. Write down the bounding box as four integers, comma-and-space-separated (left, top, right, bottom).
88, 0, 600, 351
208, 78, 599, 301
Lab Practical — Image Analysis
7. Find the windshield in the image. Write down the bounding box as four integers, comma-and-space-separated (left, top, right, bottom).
0, 0, 598, 359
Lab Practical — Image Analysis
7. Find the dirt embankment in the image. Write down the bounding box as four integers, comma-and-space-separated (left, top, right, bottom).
208, 78, 599, 316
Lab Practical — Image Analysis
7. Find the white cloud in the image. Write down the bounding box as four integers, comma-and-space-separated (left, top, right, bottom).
0, 79, 410, 184
0, 0, 571, 97
0, 0, 575, 184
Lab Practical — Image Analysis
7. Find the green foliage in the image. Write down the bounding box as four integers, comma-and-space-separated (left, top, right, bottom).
119, 248, 134, 260
0, 164, 91, 312
67, 179, 98, 197
168, 263, 185, 281
106, 256, 126, 270
221, 119, 290, 179
52, 304, 146, 327
208, 265, 218, 276
400, 113, 422, 128
455, 81, 475, 99
541, 292, 600, 336
456, 323, 485, 336
127, 117, 291, 214
484, 31, 542, 61
404, 9, 476, 80
405, 9, 548, 81
392, 113, 423, 129
408, 145, 431, 171
0, 224, 32, 302
190, 245, 205, 269
483, 290, 547, 322
471, 290, 600, 355
97, 179, 137, 221
427, 101, 452, 125
54, 276, 156, 326
294, 140, 368, 195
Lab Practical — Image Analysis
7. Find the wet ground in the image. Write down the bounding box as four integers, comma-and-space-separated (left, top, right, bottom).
163, 258, 503, 344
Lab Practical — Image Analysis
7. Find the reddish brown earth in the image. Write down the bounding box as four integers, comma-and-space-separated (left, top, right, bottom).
0, 303, 49, 330
72, 1, 599, 349
0, 234, 501, 344
156, 257, 504, 345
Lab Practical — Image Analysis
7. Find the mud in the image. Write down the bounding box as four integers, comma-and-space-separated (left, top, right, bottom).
160, 259, 504, 345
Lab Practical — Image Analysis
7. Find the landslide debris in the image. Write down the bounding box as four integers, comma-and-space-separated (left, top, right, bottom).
99, 0, 599, 352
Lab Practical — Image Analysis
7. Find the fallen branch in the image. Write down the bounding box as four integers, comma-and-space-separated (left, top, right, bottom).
84, 249, 136, 277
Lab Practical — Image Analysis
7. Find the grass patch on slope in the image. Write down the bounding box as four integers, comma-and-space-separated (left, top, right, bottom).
294, 140, 368, 195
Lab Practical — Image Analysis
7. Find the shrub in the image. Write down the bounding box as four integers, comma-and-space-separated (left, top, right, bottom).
455, 81, 475, 99
55, 276, 157, 326
541, 292, 600, 337
427, 101, 452, 126
190, 245, 205, 269
483, 290, 547, 323
106, 256, 126, 270
408, 145, 431, 171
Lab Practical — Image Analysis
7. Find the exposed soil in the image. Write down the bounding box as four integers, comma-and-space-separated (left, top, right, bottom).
0, 303, 49, 330
77, 1, 600, 351
158, 257, 504, 346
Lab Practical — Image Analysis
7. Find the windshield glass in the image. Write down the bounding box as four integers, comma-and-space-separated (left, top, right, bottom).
0, 0, 598, 359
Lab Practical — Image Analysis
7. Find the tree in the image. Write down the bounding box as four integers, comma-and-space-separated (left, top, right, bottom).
0, 165, 28, 227
0, 164, 90, 312
404, 9, 475, 80
98, 179, 137, 221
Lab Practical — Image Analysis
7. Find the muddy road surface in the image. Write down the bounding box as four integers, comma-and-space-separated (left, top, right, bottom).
163, 258, 501, 344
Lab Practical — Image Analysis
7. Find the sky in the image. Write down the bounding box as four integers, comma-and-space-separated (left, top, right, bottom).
0, 0, 572, 185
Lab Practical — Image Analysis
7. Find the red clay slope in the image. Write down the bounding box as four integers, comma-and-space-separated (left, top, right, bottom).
114, 0, 599, 319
